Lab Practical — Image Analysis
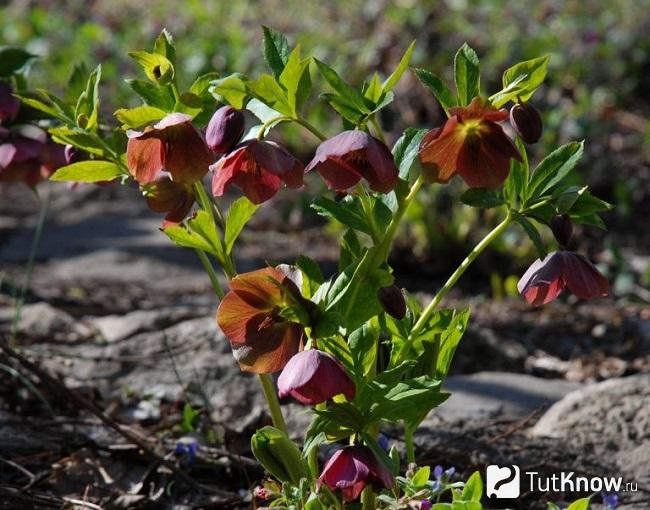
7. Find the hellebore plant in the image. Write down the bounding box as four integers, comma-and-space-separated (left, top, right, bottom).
36, 28, 612, 509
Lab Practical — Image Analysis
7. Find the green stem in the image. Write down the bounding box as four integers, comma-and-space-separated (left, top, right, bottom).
257, 115, 292, 139
361, 486, 376, 510
293, 116, 327, 141
195, 249, 225, 299
409, 209, 513, 341
259, 373, 288, 435
405, 424, 416, 464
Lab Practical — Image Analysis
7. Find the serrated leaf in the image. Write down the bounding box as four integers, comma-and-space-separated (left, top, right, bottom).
392, 127, 427, 180
153, 28, 176, 65
414, 68, 457, 114
382, 41, 416, 92
129, 51, 174, 84
526, 141, 584, 202
491, 55, 550, 107
315, 59, 369, 114
48, 126, 105, 156
224, 196, 258, 253
460, 188, 505, 209
210, 73, 249, 110
127, 79, 174, 110
190, 72, 220, 97
262, 25, 290, 78
115, 105, 166, 129
435, 308, 470, 380
248, 74, 293, 116
296, 255, 324, 298
279, 45, 312, 115
454, 43, 480, 106
311, 196, 369, 234
50, 160, 122, 182
163, 210, 224, 258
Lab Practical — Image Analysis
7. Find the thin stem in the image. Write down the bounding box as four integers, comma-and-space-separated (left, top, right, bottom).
257, 115, 292, 140
195, 249, 225, 299
293, 116, 327, 141
409, 209, 513, 341
11, 188, 51, 341
404, 424, 416, 464
258, 373, 288, 435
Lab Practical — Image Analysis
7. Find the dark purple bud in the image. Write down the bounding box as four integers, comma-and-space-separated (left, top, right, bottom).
64, 144, 80, 165
420, 500, 433, 510
378, 285, 407, 320
550, 214, 573, 247
510, 102, 543, 144
206, 106, 245, 153
0, 82, 20, 124
278, 349, 355, 405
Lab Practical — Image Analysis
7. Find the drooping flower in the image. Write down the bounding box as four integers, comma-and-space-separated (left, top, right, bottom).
377, 285, 407, 320
510, 102, 543, 144
549, 214, 574, 248
277, 349, 355, 405
216, 267, 311, 373
318, 445, 394, 502
518, 251, 609, 306
126, 112, 213, 185
142, 177, 195, 227
211, 139, 303, 204
0, 124, 65, 187
0, 82, 20, 124
206, 106, 245, 153
306, 130, 398, 193
419, 97, 521, 189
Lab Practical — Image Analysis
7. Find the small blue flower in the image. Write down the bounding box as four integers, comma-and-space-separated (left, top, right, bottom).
175, 438, 198, 467
433, 465, 443, 479
378, 434, 390, 452
602, 492, 619, 509
445, 466, 456, 478
430, 480, 442, 493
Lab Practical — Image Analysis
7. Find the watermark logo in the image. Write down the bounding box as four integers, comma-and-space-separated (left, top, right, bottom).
486, 465, 520, 499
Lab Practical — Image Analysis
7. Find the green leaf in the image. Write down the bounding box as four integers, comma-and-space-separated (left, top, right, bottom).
224, 196, 259, 254
492, 55, 550, 107
393, 127, 427, 180
296, 255, 324, 298
251, 426, 308, 485
454, 43, 480, 106
364, 73, 383, 102
566, 189, 613, 217
382, 41, 416, 92
210, 73, 249, 110
461, 471, 483, 502
435, 308, 470, 380
411, 466, 431, 487
566, 497, 591, 510
367, 375, 448, 423
190, 72, 220, 97
0, 46, 35, 77
503, 137, 528, 206
78, 65, 102, 131
513, 212, 547, 260
315, 59, 369, 114
547, 504, 562, 510
460, 188, 505, 209
115, 105, 167, 129
262, 26, 291, 79
311, 196, 369, 234
129, 51, 174, 84
18, 95, 69, 123
163, 210, 224, 259
180, 403, 200, 433
349, 322, 378, 379
248, 74, 293, 116
127, 79, 174, 110
431, 505, 453, 510
526, 141, 584, 202
414, 68, 457, 114
279, 45, 312, 115
48, 126, 105, 156
50, 161, 123, 183
153, 28, 176, 65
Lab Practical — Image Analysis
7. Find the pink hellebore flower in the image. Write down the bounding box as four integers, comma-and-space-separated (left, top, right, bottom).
518, 251, 609, 306
306, 130, 399, 193
277, 349, 356, 405
318, 445, 394, 502
126, 112, 213, 185
211, 139, 303, 204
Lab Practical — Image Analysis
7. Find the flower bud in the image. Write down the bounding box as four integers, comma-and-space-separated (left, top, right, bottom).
550, 214, 573, 247
206, 106, 245, 153
509, 102, 543, 144
377, 285, 407, 320
250, 426, 309, 485
0, 82, 20, 124
278, 349, 355, 405
64, 144, 81, 165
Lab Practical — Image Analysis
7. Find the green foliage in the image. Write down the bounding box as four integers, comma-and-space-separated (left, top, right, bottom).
414, 68, 457, 114
0, 46, 35, 77
454, 43, 480, 106
50, 160, 123, 182
491, 55, 550, 107
224, 197, 259, 254
251, 426, 309, 485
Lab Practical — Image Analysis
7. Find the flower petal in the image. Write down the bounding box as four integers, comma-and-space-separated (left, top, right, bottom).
517, 252, 566, 306
563, 252, 609, 300
127, 136, 165, 184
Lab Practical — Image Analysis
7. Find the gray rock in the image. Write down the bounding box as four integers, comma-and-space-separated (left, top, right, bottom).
532, 374, 650, 494
426, 371, 583, 422
2, 302, 92, 340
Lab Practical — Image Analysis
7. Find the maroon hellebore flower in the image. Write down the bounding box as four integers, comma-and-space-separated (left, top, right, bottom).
305, 130, 398, 193
143, 177, 195, 227
0, 82, 20, 125
216, 267, 308, 373
211, 139, 303, 204
318, 445, 394, 502
518, 251, 609, 306
0, 124, 65, 187
206, 106, 245, 153
419, 97, 521, 189
126, 112, 213, 185
277, 349, 355, 405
